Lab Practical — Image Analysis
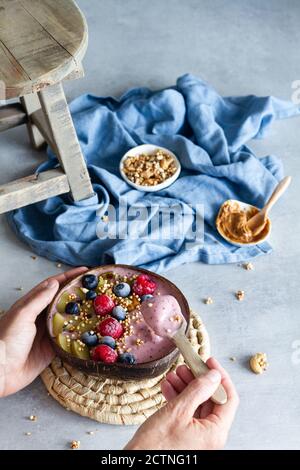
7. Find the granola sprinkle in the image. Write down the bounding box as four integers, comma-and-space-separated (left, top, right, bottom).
204, 297, 213, 305
70, 440, 80, 450
249, 353, 268, 374
235, 290, 245, 301
243, 262, 254, 271
29, 415, 37, 422
122, 149, 177, 186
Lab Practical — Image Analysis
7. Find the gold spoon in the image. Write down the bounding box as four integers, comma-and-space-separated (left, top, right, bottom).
247, 176, 291, 236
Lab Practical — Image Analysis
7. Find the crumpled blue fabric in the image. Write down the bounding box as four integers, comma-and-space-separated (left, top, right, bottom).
7, 74, 300, 272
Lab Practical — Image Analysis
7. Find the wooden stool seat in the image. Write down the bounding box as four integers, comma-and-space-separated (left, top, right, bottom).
0, 0, 94, 213
0, 0, 87, 99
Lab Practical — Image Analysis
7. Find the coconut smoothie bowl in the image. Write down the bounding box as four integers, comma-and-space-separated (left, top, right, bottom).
47, 265, 190, 380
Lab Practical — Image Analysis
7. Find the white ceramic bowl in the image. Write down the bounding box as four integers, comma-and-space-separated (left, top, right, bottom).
119, 144, 181, 192
216, 199, 272, 247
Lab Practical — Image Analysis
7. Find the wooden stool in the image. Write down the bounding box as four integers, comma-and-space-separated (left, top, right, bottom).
0, 0, 94, 214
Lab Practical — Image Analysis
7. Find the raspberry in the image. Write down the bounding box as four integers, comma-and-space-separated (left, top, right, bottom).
94, 294, 115, 316
97, 317, 124, 339
132, 274, 156, 297
136, 274, 149, 283
91, 344, 118, 363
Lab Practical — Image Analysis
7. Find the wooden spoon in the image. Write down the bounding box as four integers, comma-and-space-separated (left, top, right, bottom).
140, 295, 227, 405
247, 176, 291, 236
171, 320, 227, 405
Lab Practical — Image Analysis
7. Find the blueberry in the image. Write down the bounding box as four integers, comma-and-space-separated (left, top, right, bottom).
82, 274, 98, 290
141, 294, 154, 302
86, 290, 97, 301
113, 282, 131, 297
119, 353, 136, 365
81, 331, 98, 347
99, 336, 116, 349
111, 305, 127, 321
65, 301, 80, 315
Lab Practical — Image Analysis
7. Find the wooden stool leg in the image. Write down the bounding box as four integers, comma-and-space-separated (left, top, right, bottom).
20, 94, 45, 149
38, 83, 94, 201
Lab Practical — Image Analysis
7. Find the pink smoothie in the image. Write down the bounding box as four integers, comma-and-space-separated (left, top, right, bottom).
48, 266, 189, 364
140, 295, 184, 337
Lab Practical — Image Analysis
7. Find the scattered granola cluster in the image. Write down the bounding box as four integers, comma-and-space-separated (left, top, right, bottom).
122, 149, 177, 186
235, 290, 245, 301
243, 262, 254, 271
249, 353, 268, 374
70, 440, 80, 450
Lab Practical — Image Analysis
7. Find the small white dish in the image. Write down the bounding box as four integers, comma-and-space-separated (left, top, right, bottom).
119, 144, 181, 192
216, 199, 272, 247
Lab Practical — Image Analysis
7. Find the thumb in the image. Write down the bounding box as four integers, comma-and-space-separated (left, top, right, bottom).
14, 278, 60, 322
172, 369, 221, 420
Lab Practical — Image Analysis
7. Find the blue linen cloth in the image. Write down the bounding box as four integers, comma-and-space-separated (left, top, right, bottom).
8, 74, 300, 272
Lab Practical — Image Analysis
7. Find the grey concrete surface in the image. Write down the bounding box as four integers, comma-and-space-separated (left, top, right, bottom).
0, 0, 299, 450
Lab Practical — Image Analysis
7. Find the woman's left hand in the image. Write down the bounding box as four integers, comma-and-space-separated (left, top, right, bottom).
0, 267, 88, 398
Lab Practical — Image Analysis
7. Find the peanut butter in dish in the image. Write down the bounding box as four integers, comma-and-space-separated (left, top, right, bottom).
216, 200, 270, 244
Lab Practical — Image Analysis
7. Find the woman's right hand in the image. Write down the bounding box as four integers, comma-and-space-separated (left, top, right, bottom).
125, 357, 239, 450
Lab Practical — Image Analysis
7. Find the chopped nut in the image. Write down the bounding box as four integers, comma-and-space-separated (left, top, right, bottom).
243, 262, 254, 271
30, 255, 37, 260
70, 440, 80, 450
235, 290, 245, 301
29, 415, 37, 422
122, 150, 177, 187
56, 263, 62, 268
230, 357, 236, 362
16, 287, 24, 291
204, 297, 213, 305
249, 353, 268, 374
87, 431, 94, 435
25, 432, 32, 436
101, 215, 109, 223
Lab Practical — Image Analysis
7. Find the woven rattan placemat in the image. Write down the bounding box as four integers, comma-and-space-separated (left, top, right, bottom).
41, 312, 210, 425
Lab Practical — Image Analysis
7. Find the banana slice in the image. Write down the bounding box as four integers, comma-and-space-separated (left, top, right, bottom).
56, 287, 85, 314
56, 333, 71, 353
76, 316, 99, 334
71, 340, 90, 359
52, 312, 66, 336
75, 287, 85, 301
57, 292, 71, 314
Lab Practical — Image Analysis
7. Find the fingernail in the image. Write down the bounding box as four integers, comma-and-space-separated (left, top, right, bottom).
46, 279, 58, 289
206, 369, 221, 383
